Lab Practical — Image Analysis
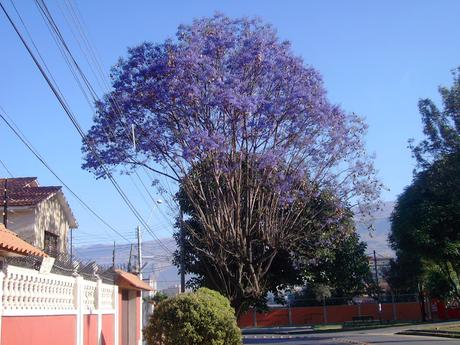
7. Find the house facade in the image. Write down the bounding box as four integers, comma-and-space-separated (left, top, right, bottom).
0, 177, 77, 255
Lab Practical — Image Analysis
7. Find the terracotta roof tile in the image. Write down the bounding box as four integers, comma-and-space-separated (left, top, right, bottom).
0, 224, 47, 257
115, 269, 154, 291
0, 177, 61, 206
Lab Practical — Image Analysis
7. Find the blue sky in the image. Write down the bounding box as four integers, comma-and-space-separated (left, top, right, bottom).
0, 0, 459, 247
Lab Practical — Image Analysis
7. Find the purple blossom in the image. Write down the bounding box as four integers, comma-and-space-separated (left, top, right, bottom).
82, 14, 381, 214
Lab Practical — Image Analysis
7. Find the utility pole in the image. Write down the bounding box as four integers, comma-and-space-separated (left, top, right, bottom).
180, 208, 185, 293
137, 225, 142, 278
128, 244, 133, 272
373, 250, 382, 322
2, 178, 7, 227
112, 241, 116, 269
70, 229, 73, 261
373, 250, 379, 284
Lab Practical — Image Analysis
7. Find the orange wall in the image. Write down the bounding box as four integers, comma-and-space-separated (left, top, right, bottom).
83, 314, 98, 345
238, 302, 422, 328
2, 315, 77, 345
101, 314, 115, 345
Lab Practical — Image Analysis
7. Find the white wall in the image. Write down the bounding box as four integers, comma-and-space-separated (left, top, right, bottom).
6, 208, 36, 246
35, 195, 70, 253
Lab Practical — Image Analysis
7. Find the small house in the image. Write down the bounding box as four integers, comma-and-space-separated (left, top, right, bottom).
0, 177, 77, 256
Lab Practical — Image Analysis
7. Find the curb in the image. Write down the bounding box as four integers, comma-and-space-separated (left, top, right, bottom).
242, 327, 313, 335
398, 330, 460, 339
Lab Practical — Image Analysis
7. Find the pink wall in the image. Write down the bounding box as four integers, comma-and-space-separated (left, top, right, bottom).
119, 290, 123, 344
83, 314, 98, 345
2, 315, 77, 345
101, 314, 115, 345
136, 291, 141, 342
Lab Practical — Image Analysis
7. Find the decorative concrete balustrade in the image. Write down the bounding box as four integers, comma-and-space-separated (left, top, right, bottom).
2, 265, 76, 313
83, 280, 97, 312
0, 263, 119, 345
0, 264, 117, 316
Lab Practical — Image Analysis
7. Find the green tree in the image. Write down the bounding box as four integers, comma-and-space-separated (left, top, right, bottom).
390, 152, 460, 301
144, 288, 241, 345
147, 291, 168, 305
305, 233, 373, 297
410, 67, 460, 168
384, 255, 422, 295
425, 266, 453, 301
290, 233, 375, 306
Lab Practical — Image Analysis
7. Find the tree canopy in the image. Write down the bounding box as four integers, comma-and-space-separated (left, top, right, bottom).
390, 152, 460, 300
82, 15, 381, 313
410, 68, 460, 168
304, 232, 373, 298
387, 68, 460, 307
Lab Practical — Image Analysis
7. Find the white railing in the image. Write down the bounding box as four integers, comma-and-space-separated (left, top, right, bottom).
1, 264, 116, 316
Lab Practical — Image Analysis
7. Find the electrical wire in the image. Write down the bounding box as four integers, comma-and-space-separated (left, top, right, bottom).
0, 1, 173, 254
0, 108, 132, 243
0, 158, 13, 177
33, 0, 177, 239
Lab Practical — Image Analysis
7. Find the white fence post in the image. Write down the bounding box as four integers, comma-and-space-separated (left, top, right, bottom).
138, 291, 143, 345
75, 276, 84, 345
97, 279, 102, 345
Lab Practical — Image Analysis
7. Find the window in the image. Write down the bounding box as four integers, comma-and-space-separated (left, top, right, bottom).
44, 231, 58, 255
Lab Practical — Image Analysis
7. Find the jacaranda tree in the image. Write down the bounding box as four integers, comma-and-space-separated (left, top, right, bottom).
82, 15, 381, 314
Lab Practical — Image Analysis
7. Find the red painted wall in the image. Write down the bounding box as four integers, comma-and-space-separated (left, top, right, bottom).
360, 303, 379, 319
2, 315, 76, 345
101, 314, 115, 345
291, 306, 324, 325
83, 314, 98, 345
395, 302, 422, 321
238, 302, 422, 328
256, 308, 289, 327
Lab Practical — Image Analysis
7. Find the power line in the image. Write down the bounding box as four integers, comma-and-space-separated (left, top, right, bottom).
32, 0, 176, 245
48, 1, 180, 228
0, 1, 173, 254
54, 0, 180, 195
0, 158, 13, 177
0, 108, 131, 243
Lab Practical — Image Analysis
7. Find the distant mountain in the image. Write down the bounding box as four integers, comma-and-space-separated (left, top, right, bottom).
75, 201, 395, 288
74, 238, 178, 290
356, 201, 395, 257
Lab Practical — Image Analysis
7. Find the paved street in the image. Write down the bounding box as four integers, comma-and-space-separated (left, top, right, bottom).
243, 324, 460, 345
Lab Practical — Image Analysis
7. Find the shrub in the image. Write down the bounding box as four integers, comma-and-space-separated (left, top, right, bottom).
143, 287, 242, 345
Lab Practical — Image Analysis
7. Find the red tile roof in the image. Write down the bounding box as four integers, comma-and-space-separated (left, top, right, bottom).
0, 177, 61, 206
115, 269, 154, 291
0, 223, 47, 257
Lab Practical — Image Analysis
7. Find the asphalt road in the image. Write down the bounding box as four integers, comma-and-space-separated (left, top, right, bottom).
243, 323, 460, 345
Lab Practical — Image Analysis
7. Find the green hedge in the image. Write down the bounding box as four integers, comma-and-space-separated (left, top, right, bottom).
144, 288, 242, 345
